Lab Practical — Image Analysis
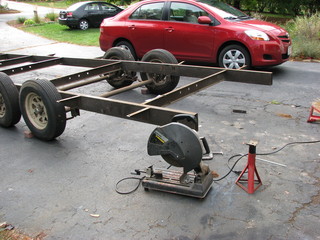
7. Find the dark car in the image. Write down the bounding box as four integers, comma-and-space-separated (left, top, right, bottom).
99, 0, 292, 69
59, 1, 123, 30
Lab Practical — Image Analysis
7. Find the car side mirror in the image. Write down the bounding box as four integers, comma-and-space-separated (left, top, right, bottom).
198, 16, 212, 25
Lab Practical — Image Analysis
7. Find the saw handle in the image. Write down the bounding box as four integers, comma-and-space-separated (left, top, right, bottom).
200, 137, 213, 160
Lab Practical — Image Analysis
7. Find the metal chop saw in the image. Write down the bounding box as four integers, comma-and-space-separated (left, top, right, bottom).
142, 121, 214, 198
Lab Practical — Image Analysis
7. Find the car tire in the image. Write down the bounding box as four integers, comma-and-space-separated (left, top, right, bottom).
115, 41, 137, 60
218, 44, 251, 69
19, 79, 66, 141
0, 72, 21, 127
140, 49, 180, 94
103, 47, 136, 88
78, 19, 89, 30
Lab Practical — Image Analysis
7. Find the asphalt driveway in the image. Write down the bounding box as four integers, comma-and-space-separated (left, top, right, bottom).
0, 1, 319, 239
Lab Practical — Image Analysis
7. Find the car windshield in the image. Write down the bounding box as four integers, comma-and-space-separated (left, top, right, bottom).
67, 1, 88, 11
197, 0, 251, 20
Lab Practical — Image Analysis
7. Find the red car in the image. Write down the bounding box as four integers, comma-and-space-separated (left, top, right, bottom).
99, 0, 292, 69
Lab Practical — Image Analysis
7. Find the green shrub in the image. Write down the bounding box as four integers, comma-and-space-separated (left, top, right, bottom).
292, 13, 320, 39
17, 16, 27, 24
45, 12, 58, 21
23, 19, 36, 26
292, 40, 320, 59
286, 13, 320, 58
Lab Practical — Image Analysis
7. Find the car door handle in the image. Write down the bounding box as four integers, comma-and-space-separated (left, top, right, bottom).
165, 27, 174, 32
128, 25, 135, 30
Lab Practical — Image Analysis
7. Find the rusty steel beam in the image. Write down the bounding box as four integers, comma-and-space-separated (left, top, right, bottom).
122, 61, 272, 85
0, 54, 272, 85
1, 57, 63, 75
51, 62, 122, 87
144, 70, 226, 107
58, 91, 198, 129
99, 79, 152, 98
0, 55, 33, 67
0, 54, 27, 60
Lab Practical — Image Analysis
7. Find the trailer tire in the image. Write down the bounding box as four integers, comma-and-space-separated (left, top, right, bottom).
19, 79, 66, 141
103, 47, 136, 88
140, 49, 180, 94
0, 72, 21, 127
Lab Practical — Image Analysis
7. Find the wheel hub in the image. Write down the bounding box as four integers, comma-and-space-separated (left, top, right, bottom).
223, 50, 245, 69
0, 93, 6, 117
148, 59, 167, 85
25, 93, 48, 129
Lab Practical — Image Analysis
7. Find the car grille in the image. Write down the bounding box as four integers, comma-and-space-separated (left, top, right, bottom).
278, 35, 290, 43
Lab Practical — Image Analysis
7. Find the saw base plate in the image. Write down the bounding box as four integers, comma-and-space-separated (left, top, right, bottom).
142, 168, 213, 198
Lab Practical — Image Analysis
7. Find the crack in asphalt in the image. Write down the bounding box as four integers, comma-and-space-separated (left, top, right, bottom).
287, 162, 320, 224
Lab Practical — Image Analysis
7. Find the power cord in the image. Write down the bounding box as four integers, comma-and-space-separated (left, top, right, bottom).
115, 140, 320, 192
115, 176, 145, 195
215, 140, 320, 182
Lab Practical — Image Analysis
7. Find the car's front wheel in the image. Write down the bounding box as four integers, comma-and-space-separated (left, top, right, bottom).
78, 19, 89, 30
218, 45, 250, 69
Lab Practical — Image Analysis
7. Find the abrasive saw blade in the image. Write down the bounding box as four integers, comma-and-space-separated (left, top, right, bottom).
147, 123, 203, 173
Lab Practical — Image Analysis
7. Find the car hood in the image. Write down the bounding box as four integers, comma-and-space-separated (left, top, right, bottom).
235, 19, 288, 36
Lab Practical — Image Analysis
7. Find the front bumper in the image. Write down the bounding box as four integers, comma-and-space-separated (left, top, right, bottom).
250, 38, 292, 67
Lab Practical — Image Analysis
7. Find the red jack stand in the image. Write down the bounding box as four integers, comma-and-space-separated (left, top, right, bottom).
307, 101, 320, 123
235, 140, 262, 194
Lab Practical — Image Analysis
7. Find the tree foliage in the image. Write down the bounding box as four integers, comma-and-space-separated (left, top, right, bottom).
220, 0, 320, 16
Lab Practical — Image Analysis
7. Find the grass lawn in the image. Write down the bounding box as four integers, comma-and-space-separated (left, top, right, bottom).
25, 1, 69, 9
21, 22, 100, 46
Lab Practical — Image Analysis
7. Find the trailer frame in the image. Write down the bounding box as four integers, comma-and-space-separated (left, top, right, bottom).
0, 52, 272, 140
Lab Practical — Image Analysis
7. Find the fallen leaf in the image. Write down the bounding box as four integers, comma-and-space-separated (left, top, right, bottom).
276, 113, 293, 119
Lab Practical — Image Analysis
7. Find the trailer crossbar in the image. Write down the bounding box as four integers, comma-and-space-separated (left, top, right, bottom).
144, 70, 226, 107
59, 91, 197, 128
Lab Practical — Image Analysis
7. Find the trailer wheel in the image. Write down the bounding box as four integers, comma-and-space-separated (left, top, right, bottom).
19, 79, 66, 141
0, 72, 21, 127
140, 49, 180, 94
103, 47, 136, 88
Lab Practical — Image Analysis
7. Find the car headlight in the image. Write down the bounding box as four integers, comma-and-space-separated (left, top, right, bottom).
245, 30, 269, 41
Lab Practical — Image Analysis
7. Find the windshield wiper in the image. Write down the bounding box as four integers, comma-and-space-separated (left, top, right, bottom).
237, 15, 253, 19
224, 16, 238, 20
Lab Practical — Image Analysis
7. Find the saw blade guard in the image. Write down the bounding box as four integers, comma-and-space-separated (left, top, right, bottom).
147, 123, 203, 173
